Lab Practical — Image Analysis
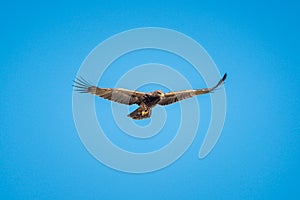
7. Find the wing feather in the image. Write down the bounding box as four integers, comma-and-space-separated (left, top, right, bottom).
158, 73, 227, 105
73, 77, 145, 105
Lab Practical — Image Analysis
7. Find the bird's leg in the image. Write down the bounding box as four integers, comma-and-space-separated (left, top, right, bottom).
141, 109, 149, 116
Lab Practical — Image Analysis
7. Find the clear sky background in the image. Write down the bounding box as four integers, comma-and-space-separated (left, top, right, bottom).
1, 0, 299, 199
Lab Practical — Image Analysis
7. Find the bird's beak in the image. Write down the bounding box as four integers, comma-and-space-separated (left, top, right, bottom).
159, 93, 164, 97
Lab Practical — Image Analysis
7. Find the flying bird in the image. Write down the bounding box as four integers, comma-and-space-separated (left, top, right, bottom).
73, 73, 227, 120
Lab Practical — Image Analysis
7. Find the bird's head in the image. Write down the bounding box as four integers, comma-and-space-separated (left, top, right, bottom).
153, 90, 164, 97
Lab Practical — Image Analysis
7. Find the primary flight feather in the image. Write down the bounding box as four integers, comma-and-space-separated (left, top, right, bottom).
73, 73, 227, 120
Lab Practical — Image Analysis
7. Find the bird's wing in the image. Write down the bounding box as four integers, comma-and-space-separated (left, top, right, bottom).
158, 73, 227, 105
73, 77, 145, 105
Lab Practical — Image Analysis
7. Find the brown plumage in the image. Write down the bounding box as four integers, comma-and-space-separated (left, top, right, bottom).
73, 73, 227, 120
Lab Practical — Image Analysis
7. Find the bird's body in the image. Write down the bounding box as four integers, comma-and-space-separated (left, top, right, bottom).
127, 91, 163, 119
74, 73, 227, 120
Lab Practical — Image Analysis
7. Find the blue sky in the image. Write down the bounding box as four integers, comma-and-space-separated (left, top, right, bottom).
1, 0, 299, 199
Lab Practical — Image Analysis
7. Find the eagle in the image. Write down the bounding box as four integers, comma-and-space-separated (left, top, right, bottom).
73, 73, 227, 120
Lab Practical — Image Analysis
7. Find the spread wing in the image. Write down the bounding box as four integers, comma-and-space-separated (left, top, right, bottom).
73, 77, 146, 105
158, 73, 227, 105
